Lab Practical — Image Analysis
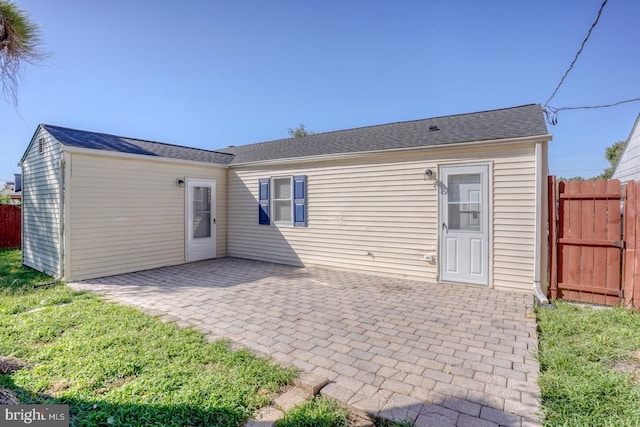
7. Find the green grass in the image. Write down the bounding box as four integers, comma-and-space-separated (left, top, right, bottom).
0, 248, 53, 292
274, 395, 415, 427
537, 302, 640, 427
0, 249, 296, 426
276, 396, 349, 427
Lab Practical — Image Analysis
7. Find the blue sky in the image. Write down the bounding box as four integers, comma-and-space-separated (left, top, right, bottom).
2, 0, 639, 182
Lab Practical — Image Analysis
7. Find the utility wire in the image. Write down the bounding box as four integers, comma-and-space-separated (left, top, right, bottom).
544, 97, 640, 125
551, 97, 640, 111
543, 0, 609, 109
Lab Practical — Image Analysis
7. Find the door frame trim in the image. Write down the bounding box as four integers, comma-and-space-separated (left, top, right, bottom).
437, 162, 492, 286
185, 178, 217, 263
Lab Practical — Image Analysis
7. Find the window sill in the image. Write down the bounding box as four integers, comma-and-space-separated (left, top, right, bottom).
272, 222, 294, 228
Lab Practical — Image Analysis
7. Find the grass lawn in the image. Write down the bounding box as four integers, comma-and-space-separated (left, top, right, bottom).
537, 301, 640, 426
0, 248, 296, 426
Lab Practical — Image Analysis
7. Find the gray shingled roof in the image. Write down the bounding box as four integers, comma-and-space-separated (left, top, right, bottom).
42, 124, 235, 165
40, 104, 548, 166
219, 104, 549, 164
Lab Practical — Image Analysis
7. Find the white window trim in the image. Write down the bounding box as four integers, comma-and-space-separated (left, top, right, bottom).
271, 176, 294, 226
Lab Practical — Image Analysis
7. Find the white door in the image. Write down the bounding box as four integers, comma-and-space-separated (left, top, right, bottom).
186, 179, 216, 262
439, 164, 489, 285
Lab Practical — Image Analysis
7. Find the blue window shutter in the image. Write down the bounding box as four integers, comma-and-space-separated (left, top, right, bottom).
258, 178, 270, 225
293, 175, 307, 226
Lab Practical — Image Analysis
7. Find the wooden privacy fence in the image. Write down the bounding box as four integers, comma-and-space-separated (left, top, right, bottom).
0, 205, 21, 249
548, 177, 640, 309
623, 181, 640, 309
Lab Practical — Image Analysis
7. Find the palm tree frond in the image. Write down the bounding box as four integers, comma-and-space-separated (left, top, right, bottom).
0, 1, 47, 105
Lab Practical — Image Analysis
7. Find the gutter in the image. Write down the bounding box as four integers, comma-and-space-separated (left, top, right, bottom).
533, 141, 549, 304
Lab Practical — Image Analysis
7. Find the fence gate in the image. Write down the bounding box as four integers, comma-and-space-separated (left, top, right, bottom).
0, 205, 21, 249
622, 181, 640, 309
548, 177, 623, 305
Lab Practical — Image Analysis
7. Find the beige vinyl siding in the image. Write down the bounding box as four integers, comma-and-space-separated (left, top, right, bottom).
229, 159, 438, 279
66, 152, 226, 281
21, 128, 62, 277
492, 152, 536, 290
228, 142, 540, 290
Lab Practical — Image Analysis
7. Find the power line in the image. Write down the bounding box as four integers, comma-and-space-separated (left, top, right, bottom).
543, 0, 609, 109
541, 1, 640, 125
544, 96, 640, 125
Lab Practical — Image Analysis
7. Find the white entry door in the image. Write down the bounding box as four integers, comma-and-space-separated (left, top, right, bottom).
439, 164, 489, 285
186, 179, 216, 262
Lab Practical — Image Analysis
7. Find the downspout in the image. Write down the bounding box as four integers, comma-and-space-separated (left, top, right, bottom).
533, 141, 549, 304
57, 154, 66, 281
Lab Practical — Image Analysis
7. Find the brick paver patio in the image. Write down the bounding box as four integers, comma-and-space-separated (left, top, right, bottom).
69, 258, 541, 426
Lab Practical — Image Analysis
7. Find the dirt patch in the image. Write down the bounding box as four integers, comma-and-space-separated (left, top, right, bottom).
348, 412, 376, 427
612, 350, 640, 382
0, 387, 19, 405
95, 376, 135, 394
0, 356, 29, 374
257, 388, 272, 397
47, 379, 72, 396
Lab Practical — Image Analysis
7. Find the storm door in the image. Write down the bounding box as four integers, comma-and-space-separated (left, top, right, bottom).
439, 164, 489, 285
186, 180, 216, 262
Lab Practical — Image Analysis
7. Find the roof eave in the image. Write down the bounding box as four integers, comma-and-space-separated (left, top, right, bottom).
18, 124, 48, 166
228, 133, 553, 168
60, 145, 230, 168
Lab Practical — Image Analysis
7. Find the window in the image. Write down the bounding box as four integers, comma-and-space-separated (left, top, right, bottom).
192, 186, 211, 238
273, 177, 292, 222
447, 173, 482, 231
38, 138, 45, 154
258, 175, 307, 226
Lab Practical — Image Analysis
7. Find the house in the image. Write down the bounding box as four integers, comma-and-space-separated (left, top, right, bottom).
1, 173, 21, 205
20, 104, 552, 299
612, 113, 640, 183
0, 180, 13, 198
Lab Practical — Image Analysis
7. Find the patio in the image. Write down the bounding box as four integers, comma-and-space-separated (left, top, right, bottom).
69, 258, 541, 426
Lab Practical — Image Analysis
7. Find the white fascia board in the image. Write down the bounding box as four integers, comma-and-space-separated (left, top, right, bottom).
228, 134, 553, 168
61, 145, 229, 169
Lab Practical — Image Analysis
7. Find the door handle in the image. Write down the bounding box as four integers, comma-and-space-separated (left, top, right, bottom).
442, 222, 448, 232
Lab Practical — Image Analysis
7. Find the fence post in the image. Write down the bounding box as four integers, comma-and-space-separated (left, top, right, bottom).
633, 181, 640, 310
548, 176, 558, 299
623, 181, 637, 309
